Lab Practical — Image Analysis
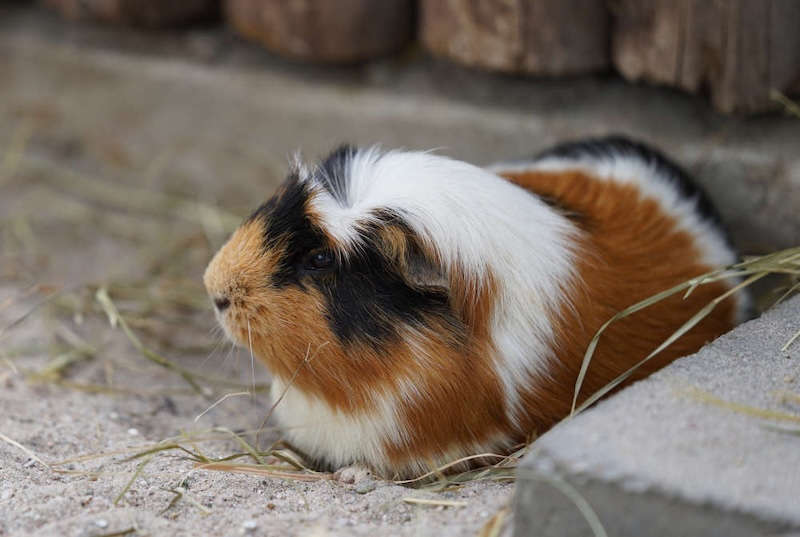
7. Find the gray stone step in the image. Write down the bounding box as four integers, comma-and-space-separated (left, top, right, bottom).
515, 295, 800, 537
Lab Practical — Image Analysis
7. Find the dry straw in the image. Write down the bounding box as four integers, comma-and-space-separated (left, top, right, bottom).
571, 247, 800, 416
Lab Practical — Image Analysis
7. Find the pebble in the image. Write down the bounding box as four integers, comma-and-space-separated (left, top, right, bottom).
127, 428, 139, 436
22, 459, 36, 469
354, 480, 377, 494
1, 487, 14, 501
94, 519, 109, 528
242, 520, 257, 532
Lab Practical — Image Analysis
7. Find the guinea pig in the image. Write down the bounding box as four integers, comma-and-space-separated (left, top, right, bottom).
203, 136, 748, 479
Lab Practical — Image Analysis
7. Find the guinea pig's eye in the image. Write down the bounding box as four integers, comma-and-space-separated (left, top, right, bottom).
304, 249, 335, 272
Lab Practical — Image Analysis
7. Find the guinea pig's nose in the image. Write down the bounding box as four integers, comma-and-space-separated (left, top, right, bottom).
213, 296, 231, 312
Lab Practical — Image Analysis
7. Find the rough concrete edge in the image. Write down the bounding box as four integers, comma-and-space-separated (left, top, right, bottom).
512, 296, 800, 537
513, 457, 798, 537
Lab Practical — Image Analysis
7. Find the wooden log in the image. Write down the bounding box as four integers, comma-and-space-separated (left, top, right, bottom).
224, 0, 413, 63
612, 0, 800, 114
43, 0, 218, 27
419, 0, 609, 76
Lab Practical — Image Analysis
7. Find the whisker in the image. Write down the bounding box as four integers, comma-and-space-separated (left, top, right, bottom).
247, 318, 255, 398
207, 323, 222, 337
220, 339, 236, 371
198, 335, 226, 370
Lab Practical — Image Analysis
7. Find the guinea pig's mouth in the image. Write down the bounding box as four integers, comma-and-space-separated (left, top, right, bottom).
212, 297, 271, 358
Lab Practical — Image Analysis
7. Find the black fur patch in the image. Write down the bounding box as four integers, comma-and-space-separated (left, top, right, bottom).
319, 214, 459, 348
250, 171, 459, 349
533, 136, 725, 229
249, 174, 328, 288
315, 144, 356, 205
321, 247, 455, 348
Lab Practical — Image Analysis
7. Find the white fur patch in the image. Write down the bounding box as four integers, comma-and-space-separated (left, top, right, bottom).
270, 377, 406, 473
304, 149, 581, 428
272, 372, 516, 478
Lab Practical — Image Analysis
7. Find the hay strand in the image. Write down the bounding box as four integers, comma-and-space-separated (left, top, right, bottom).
401, 497, 467, 508
572, 247, 800, 415
684, 386, 800, 424
477, 506, 511, 537
196, 462, 330, 482
771, 90, 800, 119
0, 432, 52, 470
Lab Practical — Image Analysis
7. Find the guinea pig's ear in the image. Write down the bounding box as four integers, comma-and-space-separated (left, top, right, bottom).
377, 225, 449, 293
403, 243, 449, 292
376, 223, 494, 337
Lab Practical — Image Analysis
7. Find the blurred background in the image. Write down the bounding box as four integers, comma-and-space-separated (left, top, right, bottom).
3, 1, 800, 287
2, 0, 799, 371
2, 0, 799, 376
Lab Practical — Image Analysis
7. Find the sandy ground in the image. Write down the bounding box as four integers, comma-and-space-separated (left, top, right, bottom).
0, 302, 513, 536
0, 120, 513, 537
0, 301, 512, 537
0, 9, 516, 536
0, 148, 514, 536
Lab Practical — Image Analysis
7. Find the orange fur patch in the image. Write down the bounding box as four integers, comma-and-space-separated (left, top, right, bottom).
203, 219, 282, 310
450, 267, 497, 340
499, 169, 737, 436
381, 324, 508, 472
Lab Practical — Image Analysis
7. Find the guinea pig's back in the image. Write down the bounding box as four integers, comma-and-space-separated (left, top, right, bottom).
489, 136, 748, 428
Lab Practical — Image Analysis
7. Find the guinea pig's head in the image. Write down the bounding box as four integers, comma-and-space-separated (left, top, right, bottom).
203, 146, 505, 408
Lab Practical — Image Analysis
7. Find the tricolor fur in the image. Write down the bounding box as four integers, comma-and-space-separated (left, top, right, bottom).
203, 137, 746, 478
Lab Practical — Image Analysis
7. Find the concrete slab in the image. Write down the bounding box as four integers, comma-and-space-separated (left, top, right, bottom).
515, 296, 800, 537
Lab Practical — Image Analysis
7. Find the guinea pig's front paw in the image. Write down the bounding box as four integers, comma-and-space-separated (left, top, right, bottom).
333, 464, 374, 484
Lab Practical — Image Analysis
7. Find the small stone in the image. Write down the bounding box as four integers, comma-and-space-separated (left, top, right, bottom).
23, 458, 36, 468
127, 428, 139, 436
354, 480, 377, 494
109, 412, 119, 419
94, 519, 108, 528
242, 520, 257, 532
1, 488, 14, 501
